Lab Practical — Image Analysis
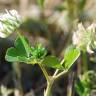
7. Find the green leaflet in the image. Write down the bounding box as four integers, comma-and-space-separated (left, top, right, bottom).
64, 45, 80, 70
42, 56, 64, 69
5, 36, 31, 62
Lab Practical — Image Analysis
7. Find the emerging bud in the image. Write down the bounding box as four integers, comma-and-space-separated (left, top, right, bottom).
31, 43, 47, 59
0, 9, 22, 38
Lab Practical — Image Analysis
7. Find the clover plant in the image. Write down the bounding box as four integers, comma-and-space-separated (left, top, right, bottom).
0, 9, 80, 96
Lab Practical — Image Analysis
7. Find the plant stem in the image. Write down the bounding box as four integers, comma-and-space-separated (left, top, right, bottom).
53, 69, 59, 76
53, 59, 65, 77
39, 59, 66, 96
44, 59, 66, 96
44, 80, 54, 96
54, 70, 67, 80
44, 69, 67, 96
67, 72, 74, 96
39, 63, 50, 83
82, 51, 88, 72
38, 63, 53, 96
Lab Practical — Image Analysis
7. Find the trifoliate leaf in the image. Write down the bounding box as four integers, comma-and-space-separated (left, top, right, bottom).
5, 36, 47, 64
5, 36, 31, 62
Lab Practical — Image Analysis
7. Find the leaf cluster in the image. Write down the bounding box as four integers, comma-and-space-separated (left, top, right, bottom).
5, 35, 80, 70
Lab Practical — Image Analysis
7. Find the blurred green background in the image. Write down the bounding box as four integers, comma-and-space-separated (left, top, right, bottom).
0, 0, 96, 96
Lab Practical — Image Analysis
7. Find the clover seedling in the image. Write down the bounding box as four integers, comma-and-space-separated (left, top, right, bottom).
5, 34, 80, 96
0, 9, 80, 96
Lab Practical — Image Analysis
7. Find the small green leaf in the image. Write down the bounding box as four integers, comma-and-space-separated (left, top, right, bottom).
5, 36, 31, 62
42, 56, 64, 69
5, 47, 20, 62
18, 35, 32, 57
64, 45, 80, 69
14, 36, 29, 56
